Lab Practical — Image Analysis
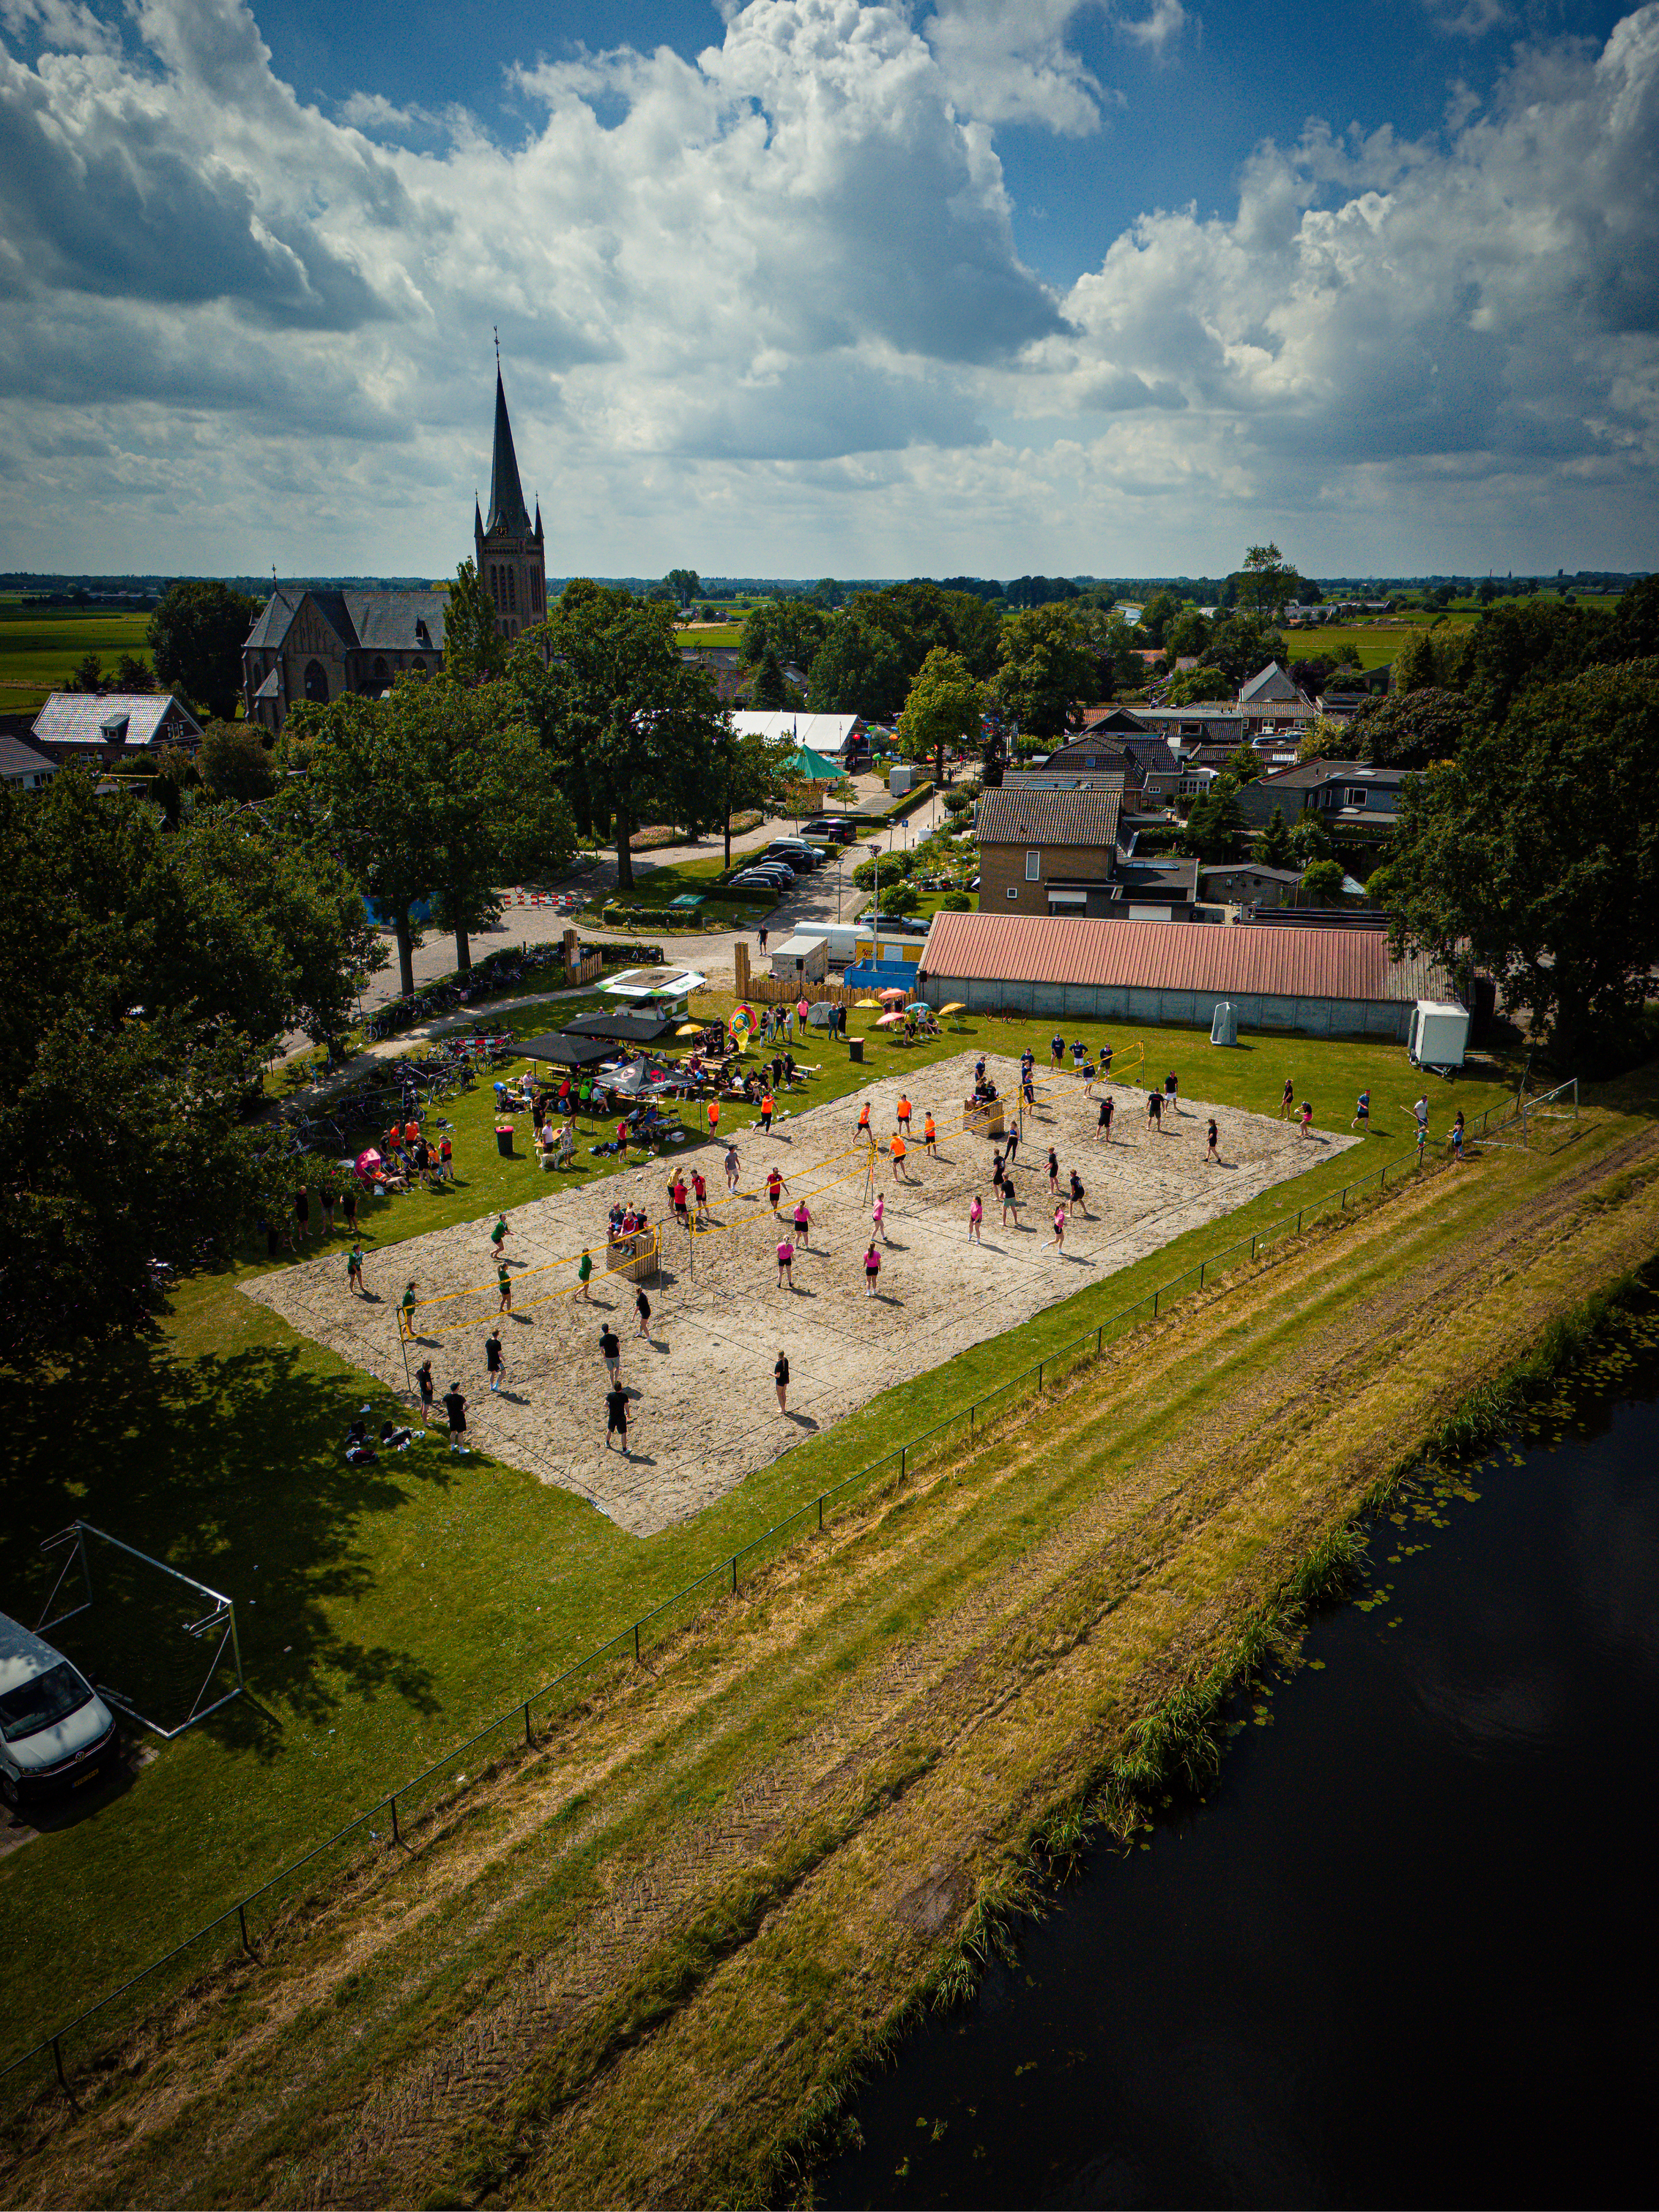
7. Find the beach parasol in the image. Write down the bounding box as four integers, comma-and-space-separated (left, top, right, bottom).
879, 987, 909, 1004
676, 1023, 702, 1037
875, 1011, 907, 1028
855, 998, 883, 1009
354, 1147, 382, 1177
938, 1000, 967, 1028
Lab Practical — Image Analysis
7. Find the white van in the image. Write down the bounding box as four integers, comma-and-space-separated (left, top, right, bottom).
0, 1612, 118, 1809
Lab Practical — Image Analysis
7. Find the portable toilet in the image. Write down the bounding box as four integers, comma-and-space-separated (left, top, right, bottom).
1209, 1000, 1239, 1047
1408, 999, 1469, 1072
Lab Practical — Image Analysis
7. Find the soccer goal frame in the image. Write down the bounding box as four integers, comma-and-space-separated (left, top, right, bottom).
35, 1521, 245, 1740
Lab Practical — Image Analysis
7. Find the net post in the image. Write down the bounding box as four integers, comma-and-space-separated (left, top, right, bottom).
238, 1903, 252, 1955
389, 1795, 399, 1847
524, 1700, 532, 1745
52, 2035, 67, 2096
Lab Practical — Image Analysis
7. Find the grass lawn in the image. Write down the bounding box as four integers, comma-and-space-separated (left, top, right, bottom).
1283, 610, 1480, 670
0, 610, 156, 711
674, 623, 743, 648
0, 1004, 1523, 2063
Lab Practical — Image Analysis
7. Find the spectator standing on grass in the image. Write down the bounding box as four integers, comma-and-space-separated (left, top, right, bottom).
864, 1241, 882, 1297
1280, 1075, 1296, 1119
1351, 1090, 1370, 1132
968, 1192, 984, 1243
1101, 1042, 1114, 1080
605, 1382, 630, 1452
1050, 1031, 1065, 1069
443, 1383, 470, 1456
798, 998, 809, 1038
486, 1329, 505, 1392
439, 1135, 453, 1180
294, 1183, 310, 1243
777, 1236, 796, 1290
775, 1351, 790, 1414
600, 1324, 621, 1384
1165, 1070, 1180, 1114
415, 1359, 436, 1425
347, 1244, 365, 1296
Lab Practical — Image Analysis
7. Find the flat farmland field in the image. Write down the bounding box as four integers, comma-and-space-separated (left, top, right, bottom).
0, 608, 155, 710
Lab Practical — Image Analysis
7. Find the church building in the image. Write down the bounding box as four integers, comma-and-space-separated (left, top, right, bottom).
242, 360, 543, 733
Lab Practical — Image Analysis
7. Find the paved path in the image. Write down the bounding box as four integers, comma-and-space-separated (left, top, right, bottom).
352, 776, 952, 1016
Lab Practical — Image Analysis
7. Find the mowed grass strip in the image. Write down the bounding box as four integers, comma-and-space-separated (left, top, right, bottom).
0, 609, 156, 696
0, 1014, 1518, 2062
7, 1093, 1653, 2206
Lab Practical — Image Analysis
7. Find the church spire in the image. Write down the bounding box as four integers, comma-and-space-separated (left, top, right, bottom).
534, 497, 543, 543
484, 356, 532, 539
474, 492, 483, 539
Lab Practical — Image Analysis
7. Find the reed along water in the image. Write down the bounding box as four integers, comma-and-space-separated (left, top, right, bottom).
823, 1302, 1659, 2208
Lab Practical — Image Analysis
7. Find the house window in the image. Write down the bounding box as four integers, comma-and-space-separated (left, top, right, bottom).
303, 658, 328, 703
1025, 850, 1040, 880
1344, 787, 1367, 808
373, 656, 389, 689
1006, 886, 1020, 901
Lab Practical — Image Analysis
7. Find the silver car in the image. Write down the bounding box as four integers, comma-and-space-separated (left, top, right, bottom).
0, 1612, 119, 1809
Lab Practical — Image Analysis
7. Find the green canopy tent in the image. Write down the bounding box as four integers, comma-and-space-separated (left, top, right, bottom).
782, 743, 843, 782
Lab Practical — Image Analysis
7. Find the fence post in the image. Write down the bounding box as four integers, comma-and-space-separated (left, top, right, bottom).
1200, 1261, 1205, 1288
1153, 1290, 1158, 1316
1252, 1234, 1257, 1260
1296, 1210, 1302, 1233
389, 1795, 399, 1847
524, 1700, 532, 1745
818, 1493, 823, 1531
238, 1903, 252, 1956
730, 1555, 737, 1593
1097, 1326, 1103, 1354
1037, 1362, 1043, 1390
52, 2035, 67, 2095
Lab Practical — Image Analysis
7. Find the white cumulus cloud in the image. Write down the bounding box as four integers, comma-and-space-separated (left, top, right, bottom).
0, 0, 1652, 575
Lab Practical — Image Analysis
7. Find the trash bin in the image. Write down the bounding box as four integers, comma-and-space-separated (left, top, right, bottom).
495, 1122, 515, 1157
848, 1037, 864, 1064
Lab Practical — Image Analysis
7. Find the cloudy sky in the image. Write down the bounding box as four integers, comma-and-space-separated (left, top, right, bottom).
1, 0, 1655, 579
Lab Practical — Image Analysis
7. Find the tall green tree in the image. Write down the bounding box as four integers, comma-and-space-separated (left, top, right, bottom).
665, 568, 702, 609
298, 691, 440, 997
710, 724, 779, 868
199, 719, 278, 803
1167, 666, 1234, 705
148, 579, 261, 719
897, 647, 981, 784
524, 583, 726, 891
1350, 688, 1472, 770
0, 768, 376, 1354
113, 652, 154, 691
1299, 857, 1345, 904
750, 647, 789, 710
738, 598, 831, 671
1181, 779, 1246, 863
1386, 660, 1659, 1064
1239, 543, 1299, 619
1258, 804, 1294, 868
992, 606, 1096, 738
442, 557, 505, 686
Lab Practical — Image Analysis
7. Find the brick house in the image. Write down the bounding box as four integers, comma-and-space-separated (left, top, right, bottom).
976, 785, 1124, 917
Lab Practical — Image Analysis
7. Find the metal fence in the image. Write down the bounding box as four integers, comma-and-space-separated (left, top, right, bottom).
0, 1092, 1524, 2106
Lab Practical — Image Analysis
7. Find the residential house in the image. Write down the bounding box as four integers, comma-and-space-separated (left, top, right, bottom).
1236, 661, 1318, 738
32, 691, 203, 763
0, 732, 58, 790
976, 785, 1124, 918
1236, 760, 1407, 839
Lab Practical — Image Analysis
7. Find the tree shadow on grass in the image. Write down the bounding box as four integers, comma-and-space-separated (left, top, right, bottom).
0, 1335, 445, 1760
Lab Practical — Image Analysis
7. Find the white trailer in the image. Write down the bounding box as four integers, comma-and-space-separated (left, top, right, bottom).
1408, 998, 1469, 1073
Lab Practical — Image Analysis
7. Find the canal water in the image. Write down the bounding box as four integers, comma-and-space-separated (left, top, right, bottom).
823, 1306, 1659, 2208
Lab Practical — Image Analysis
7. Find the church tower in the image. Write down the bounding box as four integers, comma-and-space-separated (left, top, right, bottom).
474, 350, 545, 639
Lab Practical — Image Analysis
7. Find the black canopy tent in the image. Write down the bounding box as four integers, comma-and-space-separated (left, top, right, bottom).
560, 1010, 679, 1045
516, 1033, 615, 1069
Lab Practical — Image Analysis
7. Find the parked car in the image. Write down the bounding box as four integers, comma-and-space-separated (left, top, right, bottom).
764, 841, 821, 869
730, 869, 789, 894
802, 818, 858, 845
0, 1612, 119, 1808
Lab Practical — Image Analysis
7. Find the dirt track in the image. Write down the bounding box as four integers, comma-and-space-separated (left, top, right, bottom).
245, 1053, 1348, 1533
11, 1106, 1656, 2211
